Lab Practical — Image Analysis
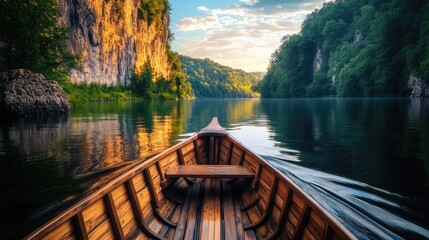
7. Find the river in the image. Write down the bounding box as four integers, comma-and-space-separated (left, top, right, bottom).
0, 98, 428, 239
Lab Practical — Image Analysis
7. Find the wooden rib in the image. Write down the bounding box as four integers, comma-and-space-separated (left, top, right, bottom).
240, 195, 261, 211
143, 169, 159, 205
161, 181, 184, 204
292, 203, 311, 239
244, 177, 279, 229
239, 149, 246, 165
143, 169, 177, 227
263, 190, 294, 240
227, 142, 234, 165
209, 136, 214, 164
104, 193, 125, 240
160, 178, 175, 190
323, 224, 333, 240
73, 212, 88, 240
156, 161, 165, 182
125, 179, 166, 240
253, 164, 263, 190
177, 149, 185, 165
184, 177, 197, 185
193, 140, 200, 164
215, 137, 220, 164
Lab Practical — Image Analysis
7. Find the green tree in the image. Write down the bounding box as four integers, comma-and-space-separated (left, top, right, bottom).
0, 0, 71, 80
130, 64, 153, 96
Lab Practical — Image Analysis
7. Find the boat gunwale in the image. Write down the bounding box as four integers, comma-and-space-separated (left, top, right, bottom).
223, 133, 356, 240
24, 134, 199, 240
25, 118, 356, 240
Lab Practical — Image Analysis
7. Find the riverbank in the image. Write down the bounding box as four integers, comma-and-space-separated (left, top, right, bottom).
59, 81, 179, 105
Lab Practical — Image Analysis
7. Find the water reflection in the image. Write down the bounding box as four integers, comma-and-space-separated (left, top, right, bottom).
0, 98, 428, 239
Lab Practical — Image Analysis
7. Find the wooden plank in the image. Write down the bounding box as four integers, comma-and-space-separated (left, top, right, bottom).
222, 181, 239, 240
200, 179, 221, 240
73, 212, 89, 240
232, 186, 245, 240
43, 220, 75, 240
165, 165, 255, 179
82, 199, 107, 234
104, 193, 125, 240
214, 180, 222, 240
88, 219, 113, 240
183, 182, 202, 239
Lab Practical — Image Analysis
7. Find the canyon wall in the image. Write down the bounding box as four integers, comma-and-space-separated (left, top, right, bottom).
59, 0, 170, 85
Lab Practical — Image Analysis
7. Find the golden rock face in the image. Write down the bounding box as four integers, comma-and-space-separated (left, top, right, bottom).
59, 0, 170, 85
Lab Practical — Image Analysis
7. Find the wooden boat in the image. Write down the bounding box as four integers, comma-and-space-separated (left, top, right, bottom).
25, 118, 355, 240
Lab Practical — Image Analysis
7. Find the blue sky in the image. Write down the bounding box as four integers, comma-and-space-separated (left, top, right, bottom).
169, 0, 331, 72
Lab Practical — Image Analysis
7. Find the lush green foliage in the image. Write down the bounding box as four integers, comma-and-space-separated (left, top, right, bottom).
259, 0, 429, 97
180, 56, 261, 98
169, 52, 193, 98
60, 82, 136, 105
130, 56, 193, 100
0, 0, 74, 80
138, 0, 170, 26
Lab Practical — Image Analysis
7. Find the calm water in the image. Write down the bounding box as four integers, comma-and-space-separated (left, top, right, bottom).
0, 98, 428, 239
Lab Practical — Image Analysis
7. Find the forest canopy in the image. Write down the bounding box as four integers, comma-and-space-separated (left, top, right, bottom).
258, 0, 429, 98
180, 55, 261, 98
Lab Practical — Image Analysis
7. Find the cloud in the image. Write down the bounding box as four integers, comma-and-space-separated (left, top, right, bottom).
172, 0, 331, 71
197, 6, 210, 12
176, 14, 218, 31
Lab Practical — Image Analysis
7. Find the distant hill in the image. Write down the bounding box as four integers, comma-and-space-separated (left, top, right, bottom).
180, 55, 261, 97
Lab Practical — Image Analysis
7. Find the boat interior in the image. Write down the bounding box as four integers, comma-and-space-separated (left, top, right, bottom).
26, 118, 353, 240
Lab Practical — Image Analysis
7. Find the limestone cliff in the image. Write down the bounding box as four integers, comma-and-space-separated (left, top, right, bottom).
59, 0, 170, 85
408, 75, 429, 97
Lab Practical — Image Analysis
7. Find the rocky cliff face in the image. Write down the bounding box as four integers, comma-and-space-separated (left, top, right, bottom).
408, 75, 429, 97
313, 48, 322, 73
59, 0, 170, 85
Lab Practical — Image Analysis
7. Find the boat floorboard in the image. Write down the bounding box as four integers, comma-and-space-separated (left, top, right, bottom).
172, 178, 254, 240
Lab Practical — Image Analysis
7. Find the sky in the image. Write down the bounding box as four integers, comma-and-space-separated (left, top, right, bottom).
169, 0, 332, 72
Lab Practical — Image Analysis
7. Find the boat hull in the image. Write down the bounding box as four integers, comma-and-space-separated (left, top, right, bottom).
25, 118, 355, 240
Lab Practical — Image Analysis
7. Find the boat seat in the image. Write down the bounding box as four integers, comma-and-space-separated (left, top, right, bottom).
165, 165, 255, 179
